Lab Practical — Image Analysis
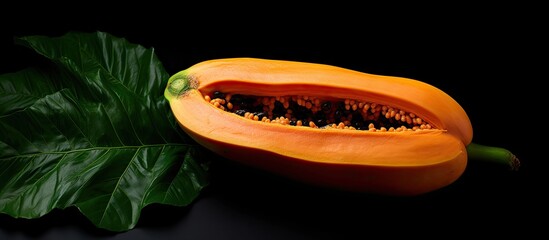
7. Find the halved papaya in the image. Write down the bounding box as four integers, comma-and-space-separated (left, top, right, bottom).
165, 58, 473, 196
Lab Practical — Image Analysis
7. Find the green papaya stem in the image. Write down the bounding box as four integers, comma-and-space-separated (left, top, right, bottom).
164, 70, 197, 101
466, 142, 520, 171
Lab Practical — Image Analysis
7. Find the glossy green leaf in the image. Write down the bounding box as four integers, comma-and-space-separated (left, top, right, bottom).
0, 31, 209, 232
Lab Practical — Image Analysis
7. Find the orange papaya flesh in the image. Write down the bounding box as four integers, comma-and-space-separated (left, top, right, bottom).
165, 58, 473, 196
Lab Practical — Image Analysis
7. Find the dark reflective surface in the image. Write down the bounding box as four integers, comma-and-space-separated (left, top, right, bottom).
0, 9, 543, 239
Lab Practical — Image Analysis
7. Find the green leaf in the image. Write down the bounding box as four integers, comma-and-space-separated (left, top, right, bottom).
0, 31, 209, 232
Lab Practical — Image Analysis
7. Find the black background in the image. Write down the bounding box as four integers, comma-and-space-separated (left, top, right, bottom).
1, 5, 545, 239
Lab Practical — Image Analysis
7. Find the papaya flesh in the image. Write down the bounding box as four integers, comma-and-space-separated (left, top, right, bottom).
165, 58, 473, 196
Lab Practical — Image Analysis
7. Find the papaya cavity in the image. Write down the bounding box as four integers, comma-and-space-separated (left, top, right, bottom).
203, 90, 437, 132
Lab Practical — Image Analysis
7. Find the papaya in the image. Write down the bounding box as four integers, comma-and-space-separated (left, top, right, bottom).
164, 57, 514, 196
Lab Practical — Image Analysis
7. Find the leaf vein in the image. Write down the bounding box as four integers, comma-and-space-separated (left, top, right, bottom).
99, 103, 125, 146
58, 90, 96, 148
0, 143, 191, 162
98, 147, 140, 226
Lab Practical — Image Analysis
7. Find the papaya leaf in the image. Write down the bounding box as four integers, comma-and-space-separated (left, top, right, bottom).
0, 31, 209, 232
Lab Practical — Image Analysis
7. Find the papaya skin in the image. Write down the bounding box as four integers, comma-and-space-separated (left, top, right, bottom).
165, 58, 473, 196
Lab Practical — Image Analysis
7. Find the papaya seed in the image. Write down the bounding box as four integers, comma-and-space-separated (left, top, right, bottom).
204, 91, 435, 132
